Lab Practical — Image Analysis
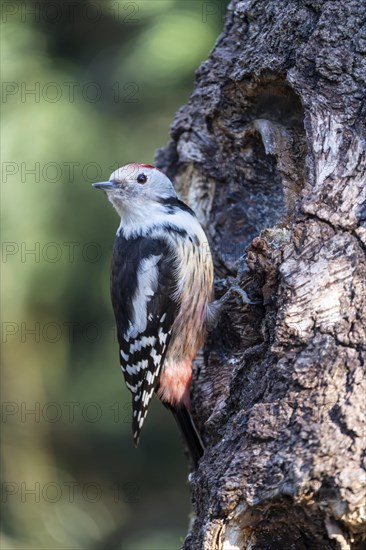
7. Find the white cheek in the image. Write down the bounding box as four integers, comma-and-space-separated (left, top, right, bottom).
108, 187, 139, 214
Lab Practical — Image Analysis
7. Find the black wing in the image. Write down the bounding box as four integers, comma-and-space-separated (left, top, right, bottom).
111, 233, 179, 445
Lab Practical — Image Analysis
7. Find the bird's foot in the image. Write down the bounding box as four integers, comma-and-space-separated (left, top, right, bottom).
207, 253, 262, 331
207, 282, 261, 331
219, 283, 261, 307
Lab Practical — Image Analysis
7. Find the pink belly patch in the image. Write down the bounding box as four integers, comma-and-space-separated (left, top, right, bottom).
157, 358, 192, 409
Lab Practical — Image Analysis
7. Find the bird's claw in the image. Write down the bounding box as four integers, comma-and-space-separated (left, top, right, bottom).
214, 284, 261, 310
229, 284, 262, 306
207, 282, 262, 331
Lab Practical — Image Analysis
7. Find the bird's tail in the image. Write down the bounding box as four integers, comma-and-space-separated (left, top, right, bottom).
167, 404, 204, 469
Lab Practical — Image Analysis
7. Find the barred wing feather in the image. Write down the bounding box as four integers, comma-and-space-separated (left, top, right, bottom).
110, 235, 178, 444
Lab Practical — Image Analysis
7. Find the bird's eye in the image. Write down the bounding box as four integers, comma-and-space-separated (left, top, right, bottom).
137, 173, 147, 184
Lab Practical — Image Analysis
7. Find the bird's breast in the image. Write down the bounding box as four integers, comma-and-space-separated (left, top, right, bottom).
166, 229, 213, 361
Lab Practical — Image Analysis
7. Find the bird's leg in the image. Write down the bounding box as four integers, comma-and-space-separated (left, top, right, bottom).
207, 254, 262, 330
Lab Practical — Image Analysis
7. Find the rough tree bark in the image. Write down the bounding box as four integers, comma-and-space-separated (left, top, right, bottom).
156, 1, 366, 549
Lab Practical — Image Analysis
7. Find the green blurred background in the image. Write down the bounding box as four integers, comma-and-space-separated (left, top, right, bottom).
1, 1, 228, 548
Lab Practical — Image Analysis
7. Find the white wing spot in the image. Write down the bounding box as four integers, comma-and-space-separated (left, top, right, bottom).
126, 381, 137, 393
120, 349, 129, 361
126, 379, 144, 393
158, 328, 168, 345
126, 364, 137, 376
138, 414, 146, 428
129, 336, 156, 354
126, 360, 148, 376
150, 348, 162, 366
142, 390, 148, 406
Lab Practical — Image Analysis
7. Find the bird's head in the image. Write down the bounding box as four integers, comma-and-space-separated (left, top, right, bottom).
92, 163, 177, 219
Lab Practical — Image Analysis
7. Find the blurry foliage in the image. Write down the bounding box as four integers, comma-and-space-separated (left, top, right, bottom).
1, 0, 228, 548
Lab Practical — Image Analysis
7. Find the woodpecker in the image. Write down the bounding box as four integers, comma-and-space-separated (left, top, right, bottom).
93, 163, 213, 467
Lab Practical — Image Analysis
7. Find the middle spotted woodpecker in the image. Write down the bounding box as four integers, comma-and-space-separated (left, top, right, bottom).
93, 163, 214, 467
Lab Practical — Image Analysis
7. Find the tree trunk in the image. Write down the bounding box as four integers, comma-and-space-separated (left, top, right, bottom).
156, 1, 366, 548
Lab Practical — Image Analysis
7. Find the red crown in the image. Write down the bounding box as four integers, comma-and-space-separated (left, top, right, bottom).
129, 163, 156, 170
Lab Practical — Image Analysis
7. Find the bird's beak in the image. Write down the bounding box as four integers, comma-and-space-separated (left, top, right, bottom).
92, 181, 117, 191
